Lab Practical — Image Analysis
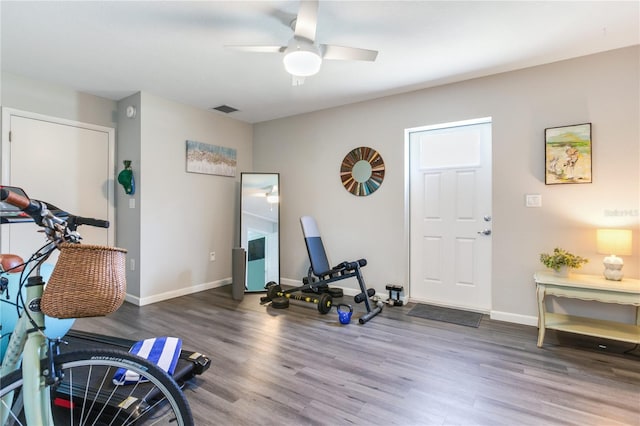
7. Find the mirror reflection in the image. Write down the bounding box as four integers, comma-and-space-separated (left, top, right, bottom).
240, 173, 279, 292
352, 160, 372, 183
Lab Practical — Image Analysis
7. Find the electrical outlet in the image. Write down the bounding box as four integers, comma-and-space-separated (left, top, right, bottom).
209, 252, 216, 262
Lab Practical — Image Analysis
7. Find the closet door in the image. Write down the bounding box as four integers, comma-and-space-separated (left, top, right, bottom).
1, 108, 115, 261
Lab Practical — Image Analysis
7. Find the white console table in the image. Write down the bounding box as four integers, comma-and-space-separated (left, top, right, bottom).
534, 271, 640, 348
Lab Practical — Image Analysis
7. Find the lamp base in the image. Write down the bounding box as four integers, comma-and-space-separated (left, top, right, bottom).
603, 268, 624, 281
603, 255, 624, 281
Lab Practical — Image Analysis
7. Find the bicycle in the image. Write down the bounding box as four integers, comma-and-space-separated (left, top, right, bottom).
0, 186, 194, 425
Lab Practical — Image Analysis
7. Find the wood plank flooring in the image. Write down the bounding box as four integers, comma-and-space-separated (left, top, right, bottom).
71, 287, 640, 425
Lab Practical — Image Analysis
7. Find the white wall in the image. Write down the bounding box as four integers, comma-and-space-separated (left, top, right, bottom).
253, 46, 640, 324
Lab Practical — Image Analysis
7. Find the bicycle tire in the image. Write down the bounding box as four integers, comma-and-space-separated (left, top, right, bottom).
0, 348, 194, 426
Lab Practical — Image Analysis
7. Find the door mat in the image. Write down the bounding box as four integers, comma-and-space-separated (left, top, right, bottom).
407, 304, 483, 328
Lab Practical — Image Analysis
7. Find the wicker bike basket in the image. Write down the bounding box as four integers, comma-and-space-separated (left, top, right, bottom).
41, 243, 128, 319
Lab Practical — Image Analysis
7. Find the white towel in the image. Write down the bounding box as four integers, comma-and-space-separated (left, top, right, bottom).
113, 336, 182, 385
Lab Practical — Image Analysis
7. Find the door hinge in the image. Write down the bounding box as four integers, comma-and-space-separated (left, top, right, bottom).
8, 131, 12, 142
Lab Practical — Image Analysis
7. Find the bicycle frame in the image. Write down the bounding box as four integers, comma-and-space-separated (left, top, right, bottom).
1, 186, 195, 425
1, 263, 53, 425
0, 186, 95, 424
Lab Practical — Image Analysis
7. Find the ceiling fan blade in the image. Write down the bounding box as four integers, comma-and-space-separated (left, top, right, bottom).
225, 45, 285, 53
294, 0, 318, 42
322, 45, 378, 61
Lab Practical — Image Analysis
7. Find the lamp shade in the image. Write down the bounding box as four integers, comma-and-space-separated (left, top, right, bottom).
596, 229, 632, 256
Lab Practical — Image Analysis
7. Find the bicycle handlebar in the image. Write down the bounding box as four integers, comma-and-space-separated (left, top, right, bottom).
0, 187, 109, 231
0, 187, 44, 221
68, 216, 109, 229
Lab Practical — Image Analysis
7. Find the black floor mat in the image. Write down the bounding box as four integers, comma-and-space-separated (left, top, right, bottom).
407, 304, 483, 327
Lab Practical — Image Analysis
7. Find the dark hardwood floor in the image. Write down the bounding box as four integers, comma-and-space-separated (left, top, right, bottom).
71, 286, 640, 425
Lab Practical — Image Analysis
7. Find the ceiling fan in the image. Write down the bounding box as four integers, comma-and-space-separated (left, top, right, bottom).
248, 184, 279, 203
226, 0, 378, 85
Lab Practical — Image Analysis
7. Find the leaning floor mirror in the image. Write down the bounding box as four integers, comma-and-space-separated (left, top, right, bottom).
240, 173, 280, 292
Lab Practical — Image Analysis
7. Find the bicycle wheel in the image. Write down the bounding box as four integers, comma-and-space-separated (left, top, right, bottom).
0, 348, 194, 426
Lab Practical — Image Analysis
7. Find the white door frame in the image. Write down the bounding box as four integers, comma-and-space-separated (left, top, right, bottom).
1, 107, 116, 249
404, 117, 492, 305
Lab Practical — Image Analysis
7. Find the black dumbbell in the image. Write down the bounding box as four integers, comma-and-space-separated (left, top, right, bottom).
354, 288, 375, 304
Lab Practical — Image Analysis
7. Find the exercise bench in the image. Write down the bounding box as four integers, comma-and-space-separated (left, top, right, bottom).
299, 216, 382, 324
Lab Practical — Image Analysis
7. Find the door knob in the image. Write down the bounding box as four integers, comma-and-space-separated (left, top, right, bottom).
477, 229, 492, 235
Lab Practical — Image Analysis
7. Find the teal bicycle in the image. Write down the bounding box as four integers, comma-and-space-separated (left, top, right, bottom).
0, 186, 194, 425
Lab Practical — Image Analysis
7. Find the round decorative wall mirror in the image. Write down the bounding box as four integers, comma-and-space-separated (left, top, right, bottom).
340, 146, 385, 196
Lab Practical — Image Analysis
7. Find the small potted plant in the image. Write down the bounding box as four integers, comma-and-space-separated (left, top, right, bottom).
540, 247, 588, 276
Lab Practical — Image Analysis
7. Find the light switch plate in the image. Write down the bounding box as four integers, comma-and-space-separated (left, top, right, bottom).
526, 194, 542, 207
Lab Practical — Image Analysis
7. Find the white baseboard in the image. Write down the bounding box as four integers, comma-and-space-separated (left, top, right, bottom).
125, 276, 539, 328
280, 277, 302, 287
125, 277, 232, 306
490, 310, 538, 327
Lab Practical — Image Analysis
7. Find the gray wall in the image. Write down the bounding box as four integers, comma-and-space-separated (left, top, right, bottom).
253, 46, 640, 324
113, 91, 253, 303
2, 72, 117, 128
116, 93, 142, 298
1, 76, 253, 304
2, 47, 638, 324
135, 91, 252, 303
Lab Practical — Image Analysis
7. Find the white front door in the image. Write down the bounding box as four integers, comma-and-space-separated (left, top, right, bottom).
1, 109, 115, 260
408, 118, 492, 312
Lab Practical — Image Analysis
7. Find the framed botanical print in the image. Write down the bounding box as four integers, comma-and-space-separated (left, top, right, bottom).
545, 123, 592, 185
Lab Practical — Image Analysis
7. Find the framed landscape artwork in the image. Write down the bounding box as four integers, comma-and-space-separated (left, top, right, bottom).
185, 140, 237, 177
545, 123, 592, 185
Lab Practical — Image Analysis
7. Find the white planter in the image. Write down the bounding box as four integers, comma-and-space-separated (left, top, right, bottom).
554, 265, 570, 277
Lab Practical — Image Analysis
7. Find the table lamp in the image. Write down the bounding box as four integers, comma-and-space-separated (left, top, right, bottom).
596, 229, 632, 281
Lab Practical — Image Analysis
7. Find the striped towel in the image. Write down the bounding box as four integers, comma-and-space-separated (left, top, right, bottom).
113, 336, 182, 385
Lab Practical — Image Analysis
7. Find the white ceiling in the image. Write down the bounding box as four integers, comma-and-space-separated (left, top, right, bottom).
2, 1, 638, 124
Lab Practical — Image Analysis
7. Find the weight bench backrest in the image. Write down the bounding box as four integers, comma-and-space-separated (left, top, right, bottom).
300, 216, 331, 276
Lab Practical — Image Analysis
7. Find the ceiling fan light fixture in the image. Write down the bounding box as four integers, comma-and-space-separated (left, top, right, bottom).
266, 185, 279, 204
283, 39, 322, 77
